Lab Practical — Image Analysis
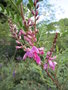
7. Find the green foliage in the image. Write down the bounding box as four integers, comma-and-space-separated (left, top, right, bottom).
0, 21, 9, 40
0, 58, 50, 90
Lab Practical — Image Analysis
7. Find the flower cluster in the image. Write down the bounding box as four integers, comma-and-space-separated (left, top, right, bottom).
8, 19, 25, 50
8, 19, 18, 39
8, 0, 58, 71
44, 33, 58, 70
44, 51, 57, 70
23, 46, 44, 65
8, 0, 39, 49
16, 29, 38, 47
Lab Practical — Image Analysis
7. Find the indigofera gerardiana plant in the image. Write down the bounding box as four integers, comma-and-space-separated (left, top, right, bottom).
8, 0, 60, 89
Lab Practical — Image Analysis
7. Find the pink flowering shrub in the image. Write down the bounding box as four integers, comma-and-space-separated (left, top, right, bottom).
8, 0, 59, 89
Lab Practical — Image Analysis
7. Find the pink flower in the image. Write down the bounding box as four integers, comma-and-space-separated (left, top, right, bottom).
24, 36, 31, 42
29, 41, 34, 46
19, 30, 26, 36
33, 52, 41, 65
38, 47, 44, 55
35, 10, 38, 16
16, 40, 21, 44
23, 46, 43, 65
31, 46, 39, 53
43, 63, 48, 70
16, 46, 23, 49
27, 30, 32, 35
31, 10, 35, 15
44, 51, 57, 70
27, 35, 32, 39
49, 56, 56, 60
23, 51, 33, 60
49, 60, 57, 70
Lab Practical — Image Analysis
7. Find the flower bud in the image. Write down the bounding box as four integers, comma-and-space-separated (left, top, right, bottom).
24, 36, 31, 42
29, 41, 33, 46
16, 46, 23, 49
27, 19, 31, 24
35, 10, 38, 16
34, 0, 36, 6
36, 0, 38, 3
35, 29, 38, 33
27, 35, 32, 39
18, 36, 21, 39
36, 16, 39, 21
27, 30, 32, 35
36, 4, 39, 9
16, 40, 21, 44
31, 10, 35, 15
19, 30, 26, 36
23, 20, 26, 25
33, 37, 37, 42
29, 21, 34, 26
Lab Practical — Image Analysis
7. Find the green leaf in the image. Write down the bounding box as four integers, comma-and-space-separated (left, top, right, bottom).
11, 11, 14, 19
29, 0, 33, 7
16, 0, 22, 5
0, 4, 4, 12
6, 8, 9, 15
27, 4, 31, 10
19, 20, 22, 27
10, 0, 20, 14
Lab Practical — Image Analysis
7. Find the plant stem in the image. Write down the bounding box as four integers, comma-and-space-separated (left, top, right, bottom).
46, 70, 61, 90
